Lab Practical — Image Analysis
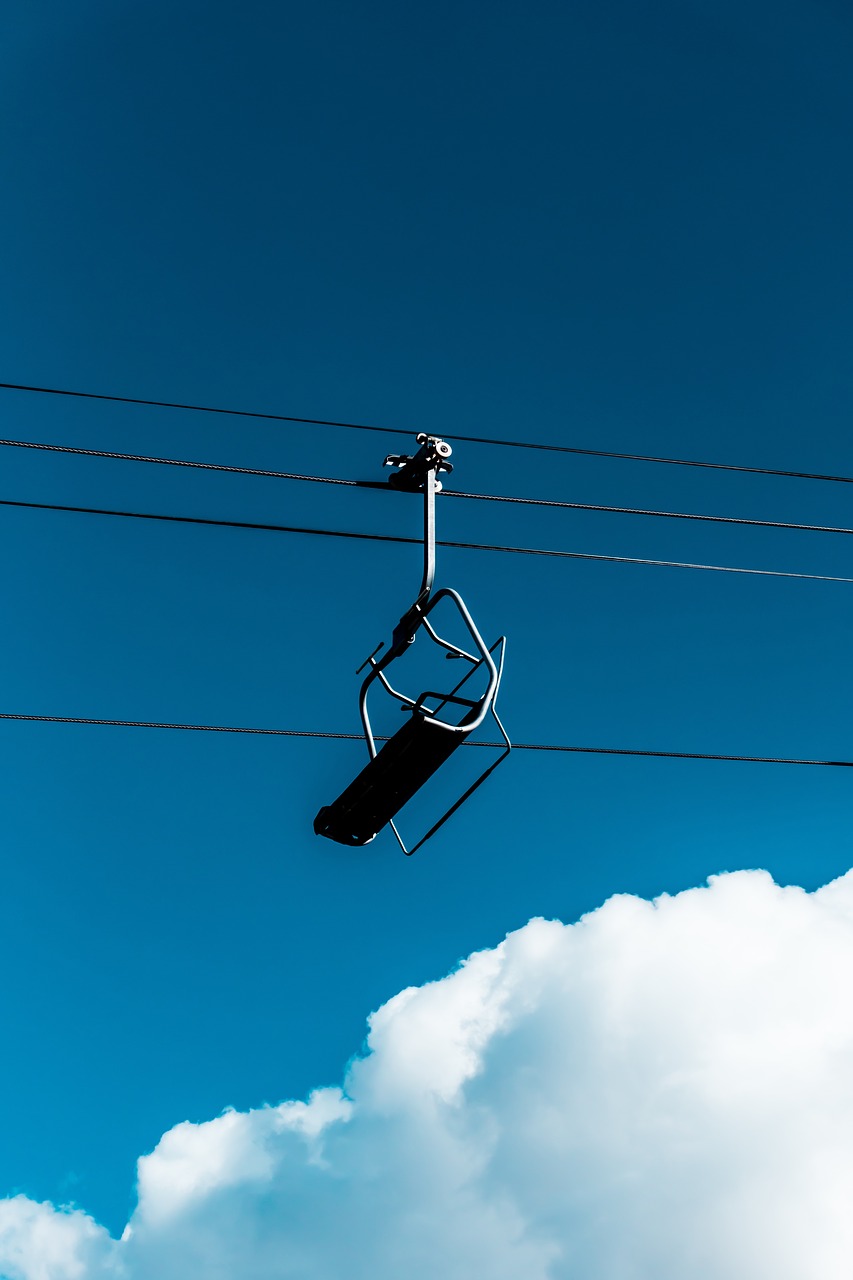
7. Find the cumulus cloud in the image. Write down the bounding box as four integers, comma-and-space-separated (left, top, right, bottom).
3, 868, 853, 1279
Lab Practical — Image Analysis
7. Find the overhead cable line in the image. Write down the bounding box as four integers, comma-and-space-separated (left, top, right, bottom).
3, 380, 853, 485
2, 495, 851, 582
3, 436, 853, 537
447, 488, 853, 536
0, 713, 850, 767
0, 381, 407, 439
0, 436, 378, 488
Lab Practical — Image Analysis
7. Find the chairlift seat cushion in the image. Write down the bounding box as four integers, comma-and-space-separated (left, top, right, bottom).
314, 712, 473, 846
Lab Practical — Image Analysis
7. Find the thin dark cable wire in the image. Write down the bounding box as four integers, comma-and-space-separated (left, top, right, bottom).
3, 436, 852, 536
0, 381, 407, 438
450, 439, 853, 484
2, 496, 851, 582
0, 713, 849, 766
3, 380, 853, 484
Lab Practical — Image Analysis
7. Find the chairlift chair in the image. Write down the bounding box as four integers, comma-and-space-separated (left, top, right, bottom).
314, 434, 510, 855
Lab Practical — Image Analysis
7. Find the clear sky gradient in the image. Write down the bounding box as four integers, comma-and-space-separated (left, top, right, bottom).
1, 0, 852, 1236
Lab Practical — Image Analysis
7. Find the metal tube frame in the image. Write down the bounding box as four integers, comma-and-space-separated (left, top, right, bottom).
388, 637, 510, 857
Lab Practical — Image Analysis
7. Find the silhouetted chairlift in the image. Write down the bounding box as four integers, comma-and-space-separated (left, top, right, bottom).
314, 434, 510, 855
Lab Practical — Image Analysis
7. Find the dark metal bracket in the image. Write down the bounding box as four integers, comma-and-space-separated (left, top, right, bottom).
383, 434, 453, 638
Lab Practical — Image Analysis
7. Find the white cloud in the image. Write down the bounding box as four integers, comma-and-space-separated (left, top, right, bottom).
4, 868, 853, 1279
0, 1197, 116, 1280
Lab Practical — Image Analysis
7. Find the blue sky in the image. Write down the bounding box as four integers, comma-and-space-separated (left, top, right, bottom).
1, 0, 853, 1244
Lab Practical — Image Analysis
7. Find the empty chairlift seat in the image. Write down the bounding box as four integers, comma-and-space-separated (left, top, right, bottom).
313, 435, 510, 856
314, 706, 479, 847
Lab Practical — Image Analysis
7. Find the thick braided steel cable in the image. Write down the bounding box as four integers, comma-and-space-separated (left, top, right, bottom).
445, 488, 853, 535
2, 496, 852, 582
0, 435, 374, 488
2, 436, 853, 537
0, 714, 851, 766
3, 380, 853, 484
